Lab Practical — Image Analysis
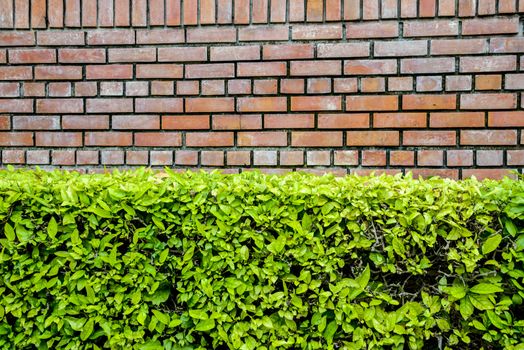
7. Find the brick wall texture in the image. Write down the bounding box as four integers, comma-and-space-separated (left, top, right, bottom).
0, 0, 523, 178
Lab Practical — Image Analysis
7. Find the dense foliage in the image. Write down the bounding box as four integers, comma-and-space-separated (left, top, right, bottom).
1, 169, 524, 349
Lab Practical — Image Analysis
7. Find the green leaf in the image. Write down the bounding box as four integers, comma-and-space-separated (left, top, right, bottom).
459, 297, 474, 319
482, 234, 502, 255
4, 223, 15, 242
138, 340, 163, 350
80, 319, 94, 340
195, 318, 215, 332
470, 283, 504, 294
189, 309, 208, 320
323, 320, 338, 343
47, 217, 58, 239
152, 310, 170, 325
355, 265, 370, 290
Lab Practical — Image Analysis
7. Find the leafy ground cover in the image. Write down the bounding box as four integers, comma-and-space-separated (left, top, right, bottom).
0, 169, 523, 349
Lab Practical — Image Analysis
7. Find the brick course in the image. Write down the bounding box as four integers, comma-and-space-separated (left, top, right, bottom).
0, 0, 523, 178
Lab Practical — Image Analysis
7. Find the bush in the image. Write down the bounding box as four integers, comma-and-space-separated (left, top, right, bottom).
0, 168, 523, 349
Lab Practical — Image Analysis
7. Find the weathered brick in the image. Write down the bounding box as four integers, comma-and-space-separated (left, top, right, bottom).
62, 115, 109, 129
403, 20, 458, 37
430, 112, 485, 128
403, 94, 456, 110
186, 64, 235, 79
158, 47, 208, 62
86, 98, 132, 113
213, 115, 262, 130
490, 38, 524, 53
108, 48, 156, 63
186, 132, 234, 147
447, 150, 473, 167
488, 111, 524, 127
401, 58, 455, 73
9, 49, 56, 64
292, 131, 343, 147
136, 64, 183, 79
135, 98, 183, 113
112, 115, 160, 129
201, 151, 224, 166
135, 132, 182, 146
87, 30, 135, 45
477, 150, 503, 166
374, 113, 426, 128
0, 66, 32, 80
35, 132, 82, 147
37, 99, 83, 114
59, 49, 106, 63
13, 115, 60, 130
418, 150, 443, 166
211, 46, 260, 61
460, 93, 516, 110
403, 131, 456, 146
238, 97, 287, 112
362, 150, 387, 166
186, 98, 234, 112
86, 65, 133, 80
0, 32, 35, 46
307, 151, 331, 166
345, 59, 397, 75
263, 44, 314, 60
163, 115, 209, 130
37, 31, 84, 45
317, 43, 370, 58
227, 151, 251, 166
0, 132, 33, 146
238, 131, 288, 146
347, 96, 398, 111
461, 130, 517, 145
431, 39, 488, 55
292, 24, 343, 40
136, 29, 184, 44
238, 62, 287, 77
460, 56, 516, 73
390, 151, 415, 166
318, 113, 370, 128
346, 22, 398, 38
462, 18, 519, 35
188, 28, 237, 42
265, 114, 315, 129
347, 131, 399, 146
374, 41, 427, 57
85, 132, 133, 146
0, 99, 33, 113
291, 96, 341, 111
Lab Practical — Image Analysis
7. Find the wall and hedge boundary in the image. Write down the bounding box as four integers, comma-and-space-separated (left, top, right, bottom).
0, 169, 524, 349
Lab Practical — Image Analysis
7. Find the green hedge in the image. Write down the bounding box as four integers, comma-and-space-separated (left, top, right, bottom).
1, 169, 524, 350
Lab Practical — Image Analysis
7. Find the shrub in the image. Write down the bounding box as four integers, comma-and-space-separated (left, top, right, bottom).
0, 168, 523, 349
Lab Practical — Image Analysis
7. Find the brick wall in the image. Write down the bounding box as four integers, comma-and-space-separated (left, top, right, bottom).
0, 1, 523, 178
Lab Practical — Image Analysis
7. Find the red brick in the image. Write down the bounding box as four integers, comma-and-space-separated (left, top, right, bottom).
227, 151, 251, 166
8, 49, 56, 64
0, 132, 33, 146
362, 0, 380, 19
462, 169, 515, 180
186, 132, 234, 147
403, 94, 456, 110
507, 151, 524, 165
498, 0, 516, 12
307, 78, 331, 93
307, 150, 330, 166
136, 29, 184, 44
403, 0, 419, 19
460, 56, 516, 73
254, 79, 277, 94
0, 32, 34, 46
238, 97, 287, 112
431, 39, 488, 55
0, 82, 19, 97
62, 115, 109, 129
478, 0, 496, 14
403, 20, 458, 37
403, 131, 456, 146
35, 66, 82, 80
59, 49, 105, 63
86, 65, 133, 80
0, 50, 5, 63
135, 98, 183, 113
318, 113, 369, 128
346, 22, 398, 38
390, 151, 415, 166
254, 150, 278, 165
212, 115, 262, 130
362, 150, 387, 166
374, 41, 427, 57
506, 74, 524, 90
374, 113, 426, 128
0, 66, 32, 80
102, 81, 125, 96
317, 43, 369, 58
186, 98, 234, 112
263, 44, 314, 60
135, 132, 181, 146
361, 77, 385, 92
0, 115, 9, 129
136, 64, 183, 79
344, 59, 397, 75
37, 99, 83, 114
85, 132, 133, 146
447, 150, 473, 167
188, 28, 236, 42
291, 61, 341, 76
344, 0, 359, 19
201, 151, 224, 166
333, 150, 358, 166
347, 131, 399, 146
430, 112, 485, 128
270, 0, 286, 22
47, 82, 71, 96
488, 111, 524, 127
0, 99, 33, 113
475, 75, 502, 90
418, 150, 444, 166
26, 150, 50, 165
174, 150, 198, 165
280, 150, 304, 165
416, 76, 442, 92
35, 132, 82, 147
158, 47, 207, 62
101, 151, 125, 165
252, 0, 268, 23
239, 26, 288, 41
291, 96, 341, 111
238, 62, 287, 77
228, 80, 251, 94
201, 80, 224, 96
163, 115, 210, 130
23, 82, 45, 96
211, 46, 260, 61
477, 150, 503, 166
446, 76, 472, 91
291, 131, 342, 146
87, 30, 135, 45
490, 38, 524, 53
281, 79, 305, 94
2, 149, 25, 163
75, 82, 98, 96
37, 31, 84, 45
108, 48, 155, 63
125, 150, 148, 165
233, 0, 250, 23
461, 130, 517, 145
411, 169, 459, 179
401, 58, 455, 73
265, 114, 315, 129
13, 115, 60, 130
462, 18, 519, 35
292, 24, 343, 40
346, 96, 398, 111
388, 77, 413, 91
460, 93, 516, 110
186, 64, 234, 79
86, 98, 132, 113
52, 150, 75, 165
112, 115, 159, 129
76, 150, 98, 165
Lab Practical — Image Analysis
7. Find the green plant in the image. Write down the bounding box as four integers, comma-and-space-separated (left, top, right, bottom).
0, 168, 523, 349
